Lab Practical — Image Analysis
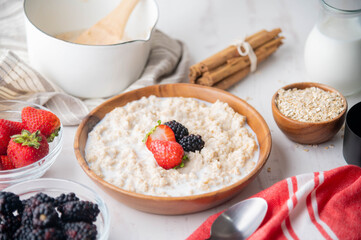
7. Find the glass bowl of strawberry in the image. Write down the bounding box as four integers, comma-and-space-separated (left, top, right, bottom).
3, 178, 110, 239
0, 100, 63, 189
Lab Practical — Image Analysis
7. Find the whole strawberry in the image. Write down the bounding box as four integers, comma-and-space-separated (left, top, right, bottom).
148, 140, 184, 169
0, 155, 15, 170
0, 119, 23, 155
7, 130, 49, 168
21, 107, 60, 142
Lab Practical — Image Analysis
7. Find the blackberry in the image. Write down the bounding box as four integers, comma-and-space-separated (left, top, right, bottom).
24, 193, 55, 209
55, 193, 79, 207
58, 201, 99, 223
13, 225, 33, 239
21, 206, 34, 226
25, 228, 64, 240
179, 134, 205, 152
0, 213, 20, 236
164, 120, 189, 142
63, 222, 97, 240
21, 199, 28, 209
32, 203, 60, 228
0, 192, 23, 215
0, 233, 10, 240
22, 193, 55, 226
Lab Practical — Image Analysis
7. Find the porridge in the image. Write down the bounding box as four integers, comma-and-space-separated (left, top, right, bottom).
85, 96, 258, 197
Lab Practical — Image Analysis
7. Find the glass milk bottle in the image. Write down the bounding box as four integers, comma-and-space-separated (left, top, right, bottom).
304, 0, 361, 96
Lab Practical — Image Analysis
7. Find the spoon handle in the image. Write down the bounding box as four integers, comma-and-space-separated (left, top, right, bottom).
75, 0, 140, 45
207, 235, 245, 240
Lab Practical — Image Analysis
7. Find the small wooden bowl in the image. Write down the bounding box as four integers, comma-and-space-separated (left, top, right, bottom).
74, 83, 272, 215
272, 82, 347, 144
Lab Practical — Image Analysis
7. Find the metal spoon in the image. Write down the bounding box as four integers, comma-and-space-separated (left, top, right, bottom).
208, 197, 268, 240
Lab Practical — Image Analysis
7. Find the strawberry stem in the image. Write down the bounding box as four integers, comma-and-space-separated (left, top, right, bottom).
11, 130, 42, 149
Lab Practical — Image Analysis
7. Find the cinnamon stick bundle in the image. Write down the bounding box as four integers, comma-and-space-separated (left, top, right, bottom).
189, 28, 283, 89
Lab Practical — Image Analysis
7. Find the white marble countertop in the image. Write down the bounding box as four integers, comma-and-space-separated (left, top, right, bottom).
3, 0, 361, 239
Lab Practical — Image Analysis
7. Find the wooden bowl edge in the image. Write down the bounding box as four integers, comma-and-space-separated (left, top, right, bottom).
74, 83, 272, 213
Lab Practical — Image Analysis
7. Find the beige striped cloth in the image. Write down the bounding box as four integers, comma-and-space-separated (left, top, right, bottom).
0, 0, 190, 125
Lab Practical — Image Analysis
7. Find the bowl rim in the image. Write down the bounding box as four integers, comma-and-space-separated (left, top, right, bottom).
271, 82, 348, 125
23, 0, 159, 47
3, 177, 110, 239
74, 83, 272, 201
0, 100, 63, 174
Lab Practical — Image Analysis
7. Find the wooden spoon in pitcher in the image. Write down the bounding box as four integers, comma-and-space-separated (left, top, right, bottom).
75, 0, 140, 45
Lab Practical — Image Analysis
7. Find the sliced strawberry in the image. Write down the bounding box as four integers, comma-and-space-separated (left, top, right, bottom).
144, 121, 176, 150
145, 138, 153, 150
1, 155, 15, 170
149, 140, 184, 170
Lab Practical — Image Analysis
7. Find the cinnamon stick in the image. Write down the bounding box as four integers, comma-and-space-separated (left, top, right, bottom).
213, 46, 279, 90
189, 65, 202, 83
198, 28, 281, 73
189, 29, 282, 83
197, 37, 284, 86
197, 30, 266, 73
227, 36, 283, 65
213, 68, 250, 90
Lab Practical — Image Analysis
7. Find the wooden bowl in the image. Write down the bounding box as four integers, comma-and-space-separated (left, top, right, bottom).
74, 83, 271, 215
272, 82, 347, 144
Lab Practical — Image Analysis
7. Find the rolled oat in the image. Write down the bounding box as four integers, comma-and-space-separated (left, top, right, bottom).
276, 87, 345, 122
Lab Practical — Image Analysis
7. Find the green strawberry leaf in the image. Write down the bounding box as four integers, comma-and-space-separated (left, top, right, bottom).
12, 130, 42, 149
174, 155, 188, 169
47, 127, 60, 142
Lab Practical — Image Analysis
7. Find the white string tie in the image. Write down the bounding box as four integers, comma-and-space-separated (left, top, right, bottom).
233, 39, 257, 72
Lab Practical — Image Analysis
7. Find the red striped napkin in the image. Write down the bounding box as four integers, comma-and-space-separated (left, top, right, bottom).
187, 165, 361, 240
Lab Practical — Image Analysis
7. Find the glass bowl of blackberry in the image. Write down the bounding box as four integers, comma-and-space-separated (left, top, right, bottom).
2, 178, 110, 240
0, 100, 63, 189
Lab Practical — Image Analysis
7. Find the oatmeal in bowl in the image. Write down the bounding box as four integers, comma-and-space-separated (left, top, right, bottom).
75, 83, 271, 214
272, 82, 347, 144
85, 96, 258, 197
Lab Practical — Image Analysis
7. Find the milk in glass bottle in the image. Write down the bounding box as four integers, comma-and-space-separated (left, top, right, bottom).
304, 0, 361, 96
